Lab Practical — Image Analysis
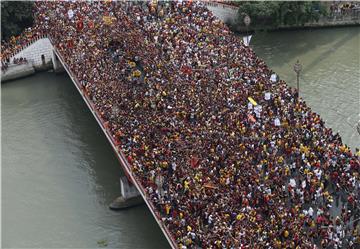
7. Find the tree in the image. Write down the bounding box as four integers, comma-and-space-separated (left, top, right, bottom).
1, 1, 34, 41
236, 1, 280, 29
236, 1, 328, 30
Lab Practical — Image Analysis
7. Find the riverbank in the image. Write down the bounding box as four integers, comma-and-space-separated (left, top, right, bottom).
231, 17, 360, 33
1, 64, 35, 82
1, 61, 54, 83
204, 2, 360, 33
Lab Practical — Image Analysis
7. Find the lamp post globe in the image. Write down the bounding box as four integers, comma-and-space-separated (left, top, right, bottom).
293, 60, 302, 74
244, 15, 251, 26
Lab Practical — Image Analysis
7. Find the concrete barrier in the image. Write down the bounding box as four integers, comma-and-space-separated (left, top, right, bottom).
1, 63, 35, 82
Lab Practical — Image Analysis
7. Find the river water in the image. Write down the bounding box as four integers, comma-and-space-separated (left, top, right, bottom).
251, 27, 360, 150
2, 27, 359, 248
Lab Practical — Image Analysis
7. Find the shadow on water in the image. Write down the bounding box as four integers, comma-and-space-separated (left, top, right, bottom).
287, 30, 357, 84
55, 72, 122, 201
251, 27, 359, 72
302, 31, 356, 71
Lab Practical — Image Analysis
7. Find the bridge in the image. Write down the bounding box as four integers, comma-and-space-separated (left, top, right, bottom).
1, 3, 239, 248
2, 1, 359, 248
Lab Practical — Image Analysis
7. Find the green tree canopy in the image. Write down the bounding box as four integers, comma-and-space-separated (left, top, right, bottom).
236, 1, 328, 29
1, 1, 34, 41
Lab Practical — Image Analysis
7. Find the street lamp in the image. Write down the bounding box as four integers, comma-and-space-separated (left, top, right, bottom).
243, 15, 251, 46
293, 59, 302, 98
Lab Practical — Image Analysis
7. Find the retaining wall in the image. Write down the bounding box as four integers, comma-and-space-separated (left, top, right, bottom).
204, 2, 238, 25
204, 3, 360, 32
1, 63, 35, 82
1, 37, 65, 82
9, 38, 53, 69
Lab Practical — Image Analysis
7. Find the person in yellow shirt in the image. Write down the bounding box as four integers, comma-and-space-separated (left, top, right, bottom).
355, 148, 360, 157
165, 203, 171, 215
184, 179, 190, 192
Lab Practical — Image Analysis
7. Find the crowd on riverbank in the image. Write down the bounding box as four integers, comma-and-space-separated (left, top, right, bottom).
330, 1, 360, 17
28, 1, 360, 248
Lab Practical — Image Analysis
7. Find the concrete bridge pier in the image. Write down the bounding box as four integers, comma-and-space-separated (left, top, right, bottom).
109, 176, 143, 210
51, 50, 65, 73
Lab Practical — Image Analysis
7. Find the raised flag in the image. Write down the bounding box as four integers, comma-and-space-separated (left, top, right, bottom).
243, 35, 252, 46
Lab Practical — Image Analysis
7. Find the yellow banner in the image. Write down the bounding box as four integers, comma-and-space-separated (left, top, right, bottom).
248, 97, 257, 106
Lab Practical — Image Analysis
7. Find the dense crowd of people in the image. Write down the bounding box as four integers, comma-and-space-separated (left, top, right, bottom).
1, 57, 28, 73
330, 1, 360, 17
16, 1, 360, 248
1, 61, 9, 72
13, 57, 28, 65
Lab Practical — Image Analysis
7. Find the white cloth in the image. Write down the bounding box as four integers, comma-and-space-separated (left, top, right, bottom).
308, 207, 314, 217
254, 105, 262, 113
254, 105, 262, 118
264, 92, 271, 100
243, 35, 252, 46
289, 178, 296, 188
270, 73, 277, 83
67, 9, 74, 19
302, 180, 307, 189
274, 117, 281, 126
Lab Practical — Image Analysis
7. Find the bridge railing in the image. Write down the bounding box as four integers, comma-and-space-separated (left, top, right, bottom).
48, 36, 178, 249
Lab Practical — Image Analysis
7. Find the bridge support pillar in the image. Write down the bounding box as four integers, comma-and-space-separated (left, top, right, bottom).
109, 176, 143, 210
51, 50, 65, 73
120, 176, 140, 199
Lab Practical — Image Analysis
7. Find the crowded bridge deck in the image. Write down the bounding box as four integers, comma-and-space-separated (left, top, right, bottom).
2, 1, 359, 248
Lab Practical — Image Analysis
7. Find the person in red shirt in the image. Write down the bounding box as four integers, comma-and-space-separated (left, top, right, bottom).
76, 20, 84, 31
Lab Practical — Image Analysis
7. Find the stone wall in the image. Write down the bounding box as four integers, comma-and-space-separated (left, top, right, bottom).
1, 37, 65, 82
10, 38, 53, 69
1, 63, 35, 82
204, 2, 360, 32
204, 2, 238, 25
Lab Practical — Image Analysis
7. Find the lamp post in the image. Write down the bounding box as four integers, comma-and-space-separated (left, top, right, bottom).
244, 15, 251, 46
293, 59, 302, 98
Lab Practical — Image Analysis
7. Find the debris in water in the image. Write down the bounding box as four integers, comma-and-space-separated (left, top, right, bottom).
97, 239, 108, 247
